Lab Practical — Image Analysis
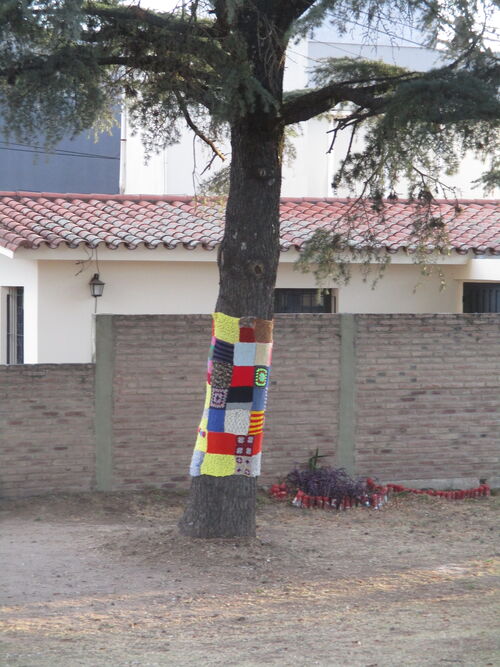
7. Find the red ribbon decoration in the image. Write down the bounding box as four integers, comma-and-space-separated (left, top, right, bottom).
270, 478, 491, 509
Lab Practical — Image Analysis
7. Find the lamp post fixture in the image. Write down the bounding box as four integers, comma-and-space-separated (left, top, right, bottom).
89, 273, 105, 298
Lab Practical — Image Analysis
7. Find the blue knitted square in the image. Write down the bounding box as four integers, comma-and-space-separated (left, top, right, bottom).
213, 339, 234, 364
207, 407, 226, 432
252, 386, 268, 411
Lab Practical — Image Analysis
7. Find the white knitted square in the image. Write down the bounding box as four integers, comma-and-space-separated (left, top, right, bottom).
224, 409, 251, 435
254, 343, 272, 366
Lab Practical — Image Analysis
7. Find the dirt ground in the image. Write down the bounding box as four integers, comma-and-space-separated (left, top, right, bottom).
0, 489, 498, 667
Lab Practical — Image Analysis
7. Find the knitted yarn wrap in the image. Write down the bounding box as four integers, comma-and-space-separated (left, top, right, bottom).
189, 312, 273, 478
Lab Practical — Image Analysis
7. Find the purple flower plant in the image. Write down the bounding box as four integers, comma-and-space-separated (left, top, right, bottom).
286, 466, 367, 503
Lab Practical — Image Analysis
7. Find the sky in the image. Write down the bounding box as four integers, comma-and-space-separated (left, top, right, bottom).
136, 0, 499, 50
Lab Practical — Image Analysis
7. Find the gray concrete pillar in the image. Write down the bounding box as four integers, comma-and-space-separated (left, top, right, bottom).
94, 314, 115, 491
337, 314, 356, 474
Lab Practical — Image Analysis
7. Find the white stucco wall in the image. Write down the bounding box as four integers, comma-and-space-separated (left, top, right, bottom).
337, 264, 461, 313
276, 258, 465, 312
0, 253, 38, 363
451, 257, 500, 282
36, 257, 220, 362
121, 114, 218, 196
37, 259, 99, 363
14, 246, 496, 363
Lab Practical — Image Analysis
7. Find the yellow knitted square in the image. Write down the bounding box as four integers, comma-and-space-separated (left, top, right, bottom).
194, 416, 208, 452
200, 453, 236, 476
203, 382, 211, 410
213, 312, 240, 344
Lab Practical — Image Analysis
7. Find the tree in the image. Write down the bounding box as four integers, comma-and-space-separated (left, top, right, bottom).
1, 0, 498, 537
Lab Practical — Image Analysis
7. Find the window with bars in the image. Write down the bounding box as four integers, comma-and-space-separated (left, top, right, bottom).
274, 288, 335, 313
463, 283, 500, 313
5, 287, 24, 364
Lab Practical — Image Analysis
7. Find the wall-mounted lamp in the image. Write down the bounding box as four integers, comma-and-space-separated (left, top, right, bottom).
89, 273, 105, 298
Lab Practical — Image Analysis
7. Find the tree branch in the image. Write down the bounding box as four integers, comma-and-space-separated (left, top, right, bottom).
327, 110, 376, 154
281, 82, 387, 125
83, 2, 219, 39
280, 61, 431, 125
272, 0, 318, 30
174, 91, 226, 162
0, 51, 132, 83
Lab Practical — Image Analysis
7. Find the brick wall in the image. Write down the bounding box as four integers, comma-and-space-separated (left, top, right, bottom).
1, 314, 498, 498
108, 313, 498, 489
0, 364, 95, 498
265, 314, 340, 479
112, 315, 208, 490
109, 314, 340, 489
355, 314, 500, 485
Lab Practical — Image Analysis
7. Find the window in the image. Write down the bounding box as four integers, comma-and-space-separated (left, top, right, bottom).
5, 287, 24, 364
463, 283, 500, 313
274, 288, 335, 313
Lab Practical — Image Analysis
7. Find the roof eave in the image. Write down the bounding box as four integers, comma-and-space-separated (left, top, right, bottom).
0, 244, 15, 258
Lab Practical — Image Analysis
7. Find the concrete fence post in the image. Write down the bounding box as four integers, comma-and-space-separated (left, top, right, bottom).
337, 314, 357, 474
94, 314, 115, 491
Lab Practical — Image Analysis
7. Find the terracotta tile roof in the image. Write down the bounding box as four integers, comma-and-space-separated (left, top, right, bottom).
0, 191, 498, 255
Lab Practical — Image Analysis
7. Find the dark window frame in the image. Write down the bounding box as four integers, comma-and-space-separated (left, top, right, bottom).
463, 282, 500, 313
274, 288, 335, 314
6, 286, 24, 364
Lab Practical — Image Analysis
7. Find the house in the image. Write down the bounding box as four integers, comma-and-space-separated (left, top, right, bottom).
0, 191, 498, 364
0, 120, 120, 195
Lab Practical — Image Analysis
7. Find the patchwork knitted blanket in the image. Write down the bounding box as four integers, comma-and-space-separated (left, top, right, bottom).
189, 312, 273, 477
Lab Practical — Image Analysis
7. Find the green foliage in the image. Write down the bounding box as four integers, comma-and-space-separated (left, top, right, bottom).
383, 70, 500, 127
311, 57, 410, 88
473, 160, 500, 192
294, 192, 461, 286
334, 82, 499, 198
290, 1, 500, 195
306, 57, 499, 196
200, 164, 231, 197
0, 0, 497, 192
0, 0, 279, 148
0, 48, 116, 145
296, 225, 391, 287
307, 447, 329, 471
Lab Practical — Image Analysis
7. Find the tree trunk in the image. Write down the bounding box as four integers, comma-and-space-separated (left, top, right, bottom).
215, 120, 283, 320
178, 119, 284, 538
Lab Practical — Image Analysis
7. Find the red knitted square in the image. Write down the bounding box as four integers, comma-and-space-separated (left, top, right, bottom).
206, 432, 237, 455
239, 327, 255, 342
231, 365, 254, 386
252, 432, 263, 454
234, 433, 263, 455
